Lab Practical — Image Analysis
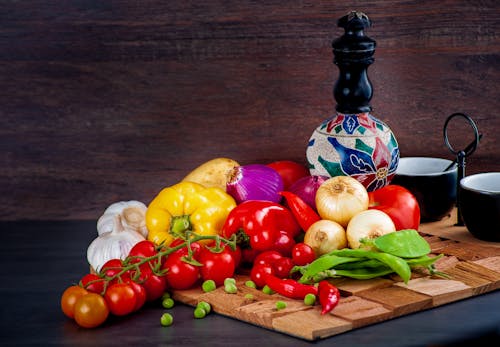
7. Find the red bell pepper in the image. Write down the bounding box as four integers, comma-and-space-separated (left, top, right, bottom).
221, 200, 301, 257
279, 191, 321, 232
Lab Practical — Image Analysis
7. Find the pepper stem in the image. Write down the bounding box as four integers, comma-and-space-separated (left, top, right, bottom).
170, 215, 192, 236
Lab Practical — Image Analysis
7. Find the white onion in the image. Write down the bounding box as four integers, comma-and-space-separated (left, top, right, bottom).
346, 209, 396, 249
304, 219, 347, 256
288, 175, 328, 211
315, 176, 369, 227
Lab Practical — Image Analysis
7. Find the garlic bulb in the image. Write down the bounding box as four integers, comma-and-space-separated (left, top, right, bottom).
88, 215, 145, 272
97, 200, 148, 238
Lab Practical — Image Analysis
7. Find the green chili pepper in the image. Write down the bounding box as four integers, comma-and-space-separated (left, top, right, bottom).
369, 229, 431, 258
328, 249, 411, 283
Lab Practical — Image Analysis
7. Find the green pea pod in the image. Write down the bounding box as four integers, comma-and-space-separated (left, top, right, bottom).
371, 229, 431, 258
328, 248, 412, 284
335, 259, 385, 270
303, 254, 361, 278
406, 254, 443, 268
311, 266, 394, 282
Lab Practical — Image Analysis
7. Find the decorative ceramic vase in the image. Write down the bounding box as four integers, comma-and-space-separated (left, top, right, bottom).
306, 11, 399, 192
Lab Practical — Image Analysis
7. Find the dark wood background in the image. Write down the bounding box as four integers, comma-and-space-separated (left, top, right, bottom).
1, 1, 499, 221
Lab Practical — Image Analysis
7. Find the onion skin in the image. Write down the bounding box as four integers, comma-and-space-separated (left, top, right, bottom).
304, 219, 347, 256
226, 164, 284, 204
346, 209, 396, 249
288, 175, 328, 211
315, 176, 369, 227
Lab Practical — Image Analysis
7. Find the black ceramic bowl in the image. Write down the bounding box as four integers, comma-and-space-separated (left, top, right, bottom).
391, 157, 457, 222
459, 172, 500, 242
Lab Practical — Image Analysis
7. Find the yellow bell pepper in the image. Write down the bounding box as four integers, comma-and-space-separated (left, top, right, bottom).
146, 181, 236, 246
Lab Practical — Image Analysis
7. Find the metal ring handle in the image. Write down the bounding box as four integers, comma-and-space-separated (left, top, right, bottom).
443, 112, 480, 157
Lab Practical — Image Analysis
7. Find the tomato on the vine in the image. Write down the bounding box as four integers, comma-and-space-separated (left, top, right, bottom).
368, 184, 421, 230
273, 257, 294, 278
291, 243, 316, 266
101, 258, 131, 284
267, 160, 309, 190
162, 252, 200, 290
80, 273, 105, 294
61, 285, 88, 319
73, 293, 109, 328
104, 283, 137, 316
124, 280, 147, 311
198, 244, 236, 286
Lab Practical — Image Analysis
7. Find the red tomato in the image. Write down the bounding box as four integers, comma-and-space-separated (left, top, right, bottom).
273, 257, 294, 278
272, 230, 296, 257
162, 252, 200, 290
101, 259, 130, 284
129, 240, 157, 260
254, 250, 283, 267
80, 273, 105, 294
291, 243, 316, 266
267, 160, 309, 190
104, 283, 137, 316
124, 280, 147, 311
143, 274, 167, 301
368, 185, 421, 230
250, 263, 274, 288
198, 245, 236, 286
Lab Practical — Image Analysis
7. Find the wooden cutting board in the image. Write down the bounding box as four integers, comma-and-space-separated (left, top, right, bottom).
172, 210, 500, 341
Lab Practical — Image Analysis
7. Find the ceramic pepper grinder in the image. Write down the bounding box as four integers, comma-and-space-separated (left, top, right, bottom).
306, 11, 400, 191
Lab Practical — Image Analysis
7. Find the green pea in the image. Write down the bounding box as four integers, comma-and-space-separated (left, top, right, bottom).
202, 279, 216, 292
161, 292, 171, 300
194, 307, 206, 319
162, 297, 175, 309
245, 280, 256, 289
276, 301, 287, 310
197, 301, 211, 314
262, 285, 275, 295
244, 293, 254, 300
160, 313, 173, 326
304, 293, 316, 306
224, 283, 237, 294
224, 278, 236, 286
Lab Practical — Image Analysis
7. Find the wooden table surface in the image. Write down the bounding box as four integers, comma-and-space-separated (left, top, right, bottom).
1, 220, 499, 346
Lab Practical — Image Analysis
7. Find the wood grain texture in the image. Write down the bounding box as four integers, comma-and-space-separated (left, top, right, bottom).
1, 1, 499, 220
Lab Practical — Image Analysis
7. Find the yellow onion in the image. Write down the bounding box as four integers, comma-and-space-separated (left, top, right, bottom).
304, 219, 347, 256
315, 176, 369, 227
346, 209, 396, 249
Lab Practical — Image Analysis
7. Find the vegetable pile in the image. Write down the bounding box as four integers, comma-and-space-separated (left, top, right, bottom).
61, 157, 443, 328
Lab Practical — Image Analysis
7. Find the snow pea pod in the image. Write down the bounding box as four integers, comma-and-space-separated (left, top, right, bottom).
335, 259, 385, 270
328, 248, 412, 284
310, 266, 394, 282
371, 229, 431, 258
302, 254, 361, 278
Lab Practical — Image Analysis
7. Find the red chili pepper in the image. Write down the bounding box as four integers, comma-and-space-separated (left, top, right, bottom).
265, 274, 318, 300
279, 191, 320, 232
318, 280, 340, 315
221, 200, 300, 255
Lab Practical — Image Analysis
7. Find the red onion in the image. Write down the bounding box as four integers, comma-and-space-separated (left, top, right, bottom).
288, 175, 329, 211
226, 164, 284, 204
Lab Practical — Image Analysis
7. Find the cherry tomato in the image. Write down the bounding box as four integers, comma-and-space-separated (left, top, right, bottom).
368, 184, 421, 230
101, 259, 131, 284
80, 274, 105, 294
198, 245, 236, 286
267, 160, 309, 190
291, 243, 316, 266
162, 252, 200, 290
132, 264, 167, 302
250, 263, 274, 288
104, 283, 137, 316
273, 257, 294, 278
61, 285, 88, 319
125, 280, 147, 311
74, 293, 109, 328
128, 240, 157, 260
